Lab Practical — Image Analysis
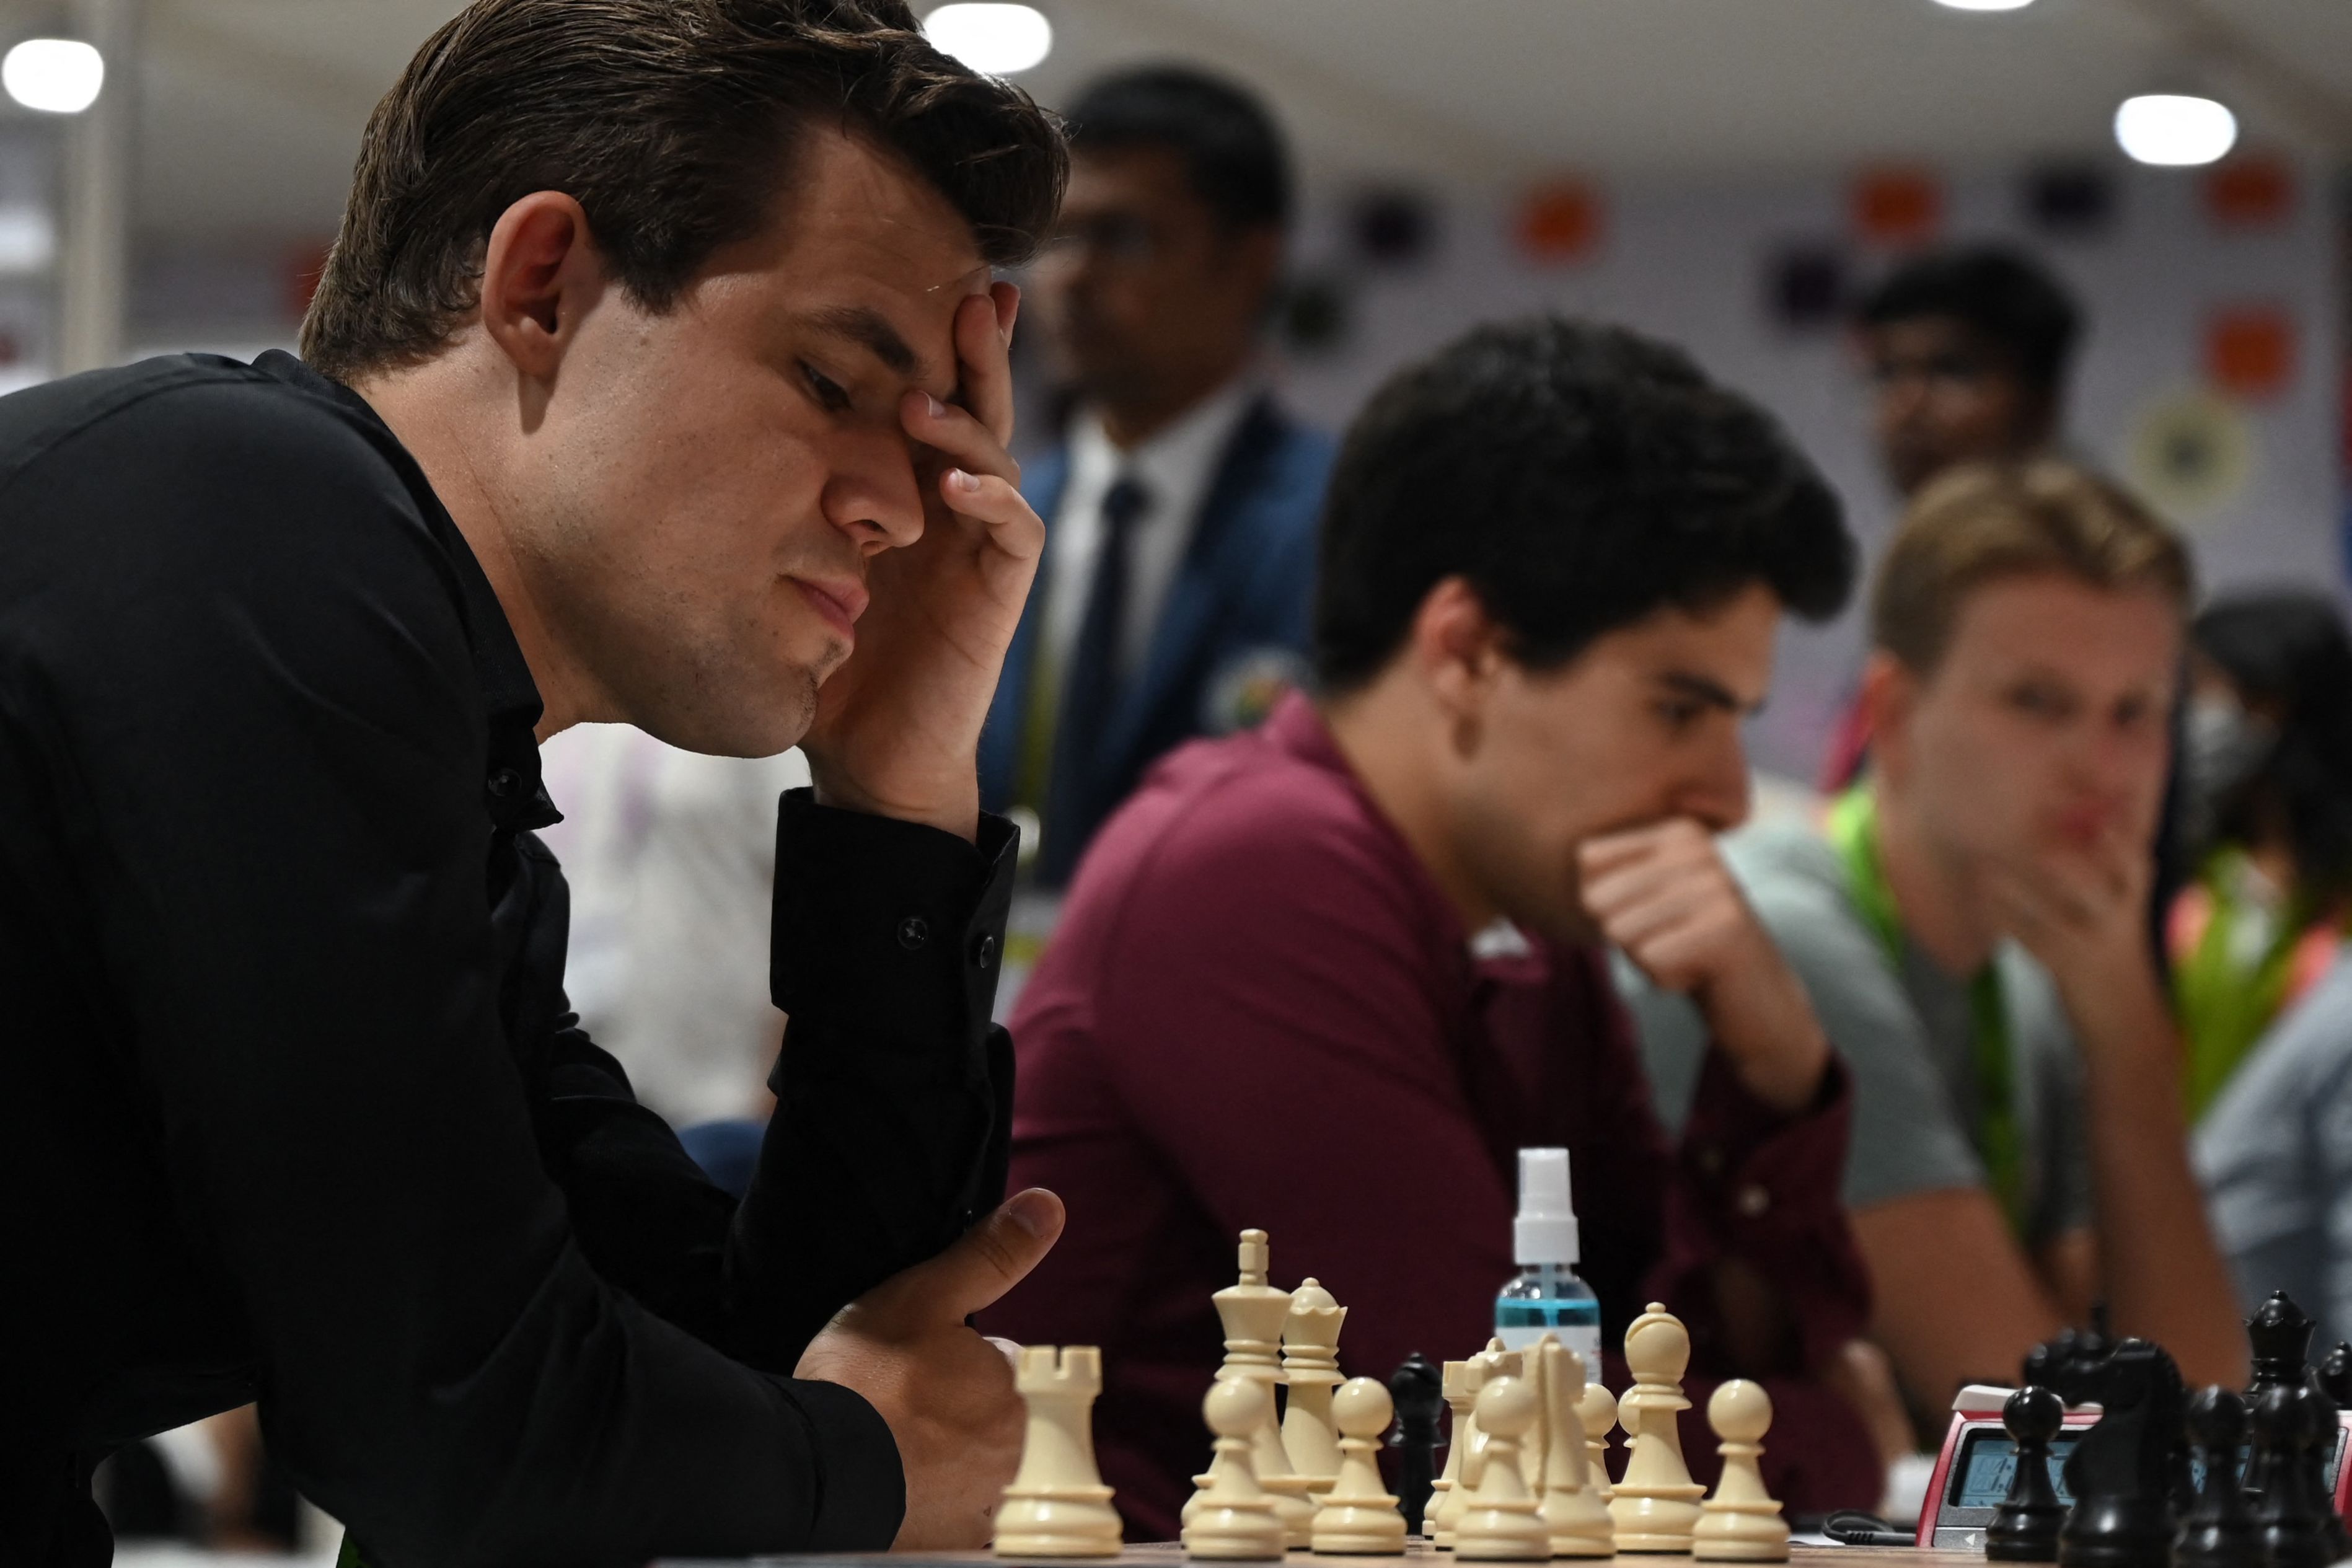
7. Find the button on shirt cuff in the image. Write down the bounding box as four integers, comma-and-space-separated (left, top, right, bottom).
770, 789, 1019, 1049
1676, 1049, 1870, 1370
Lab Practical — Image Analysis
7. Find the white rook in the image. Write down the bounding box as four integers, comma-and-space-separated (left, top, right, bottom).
994, 1344, 1122, 1557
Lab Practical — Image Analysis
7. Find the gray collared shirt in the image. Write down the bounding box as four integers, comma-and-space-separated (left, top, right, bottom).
2196, 951, 2352, 1350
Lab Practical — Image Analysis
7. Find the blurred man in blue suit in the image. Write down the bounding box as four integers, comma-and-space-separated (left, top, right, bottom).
982, 67, 1334, 885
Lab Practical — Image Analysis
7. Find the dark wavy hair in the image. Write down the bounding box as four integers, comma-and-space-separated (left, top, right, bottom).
1065, 66, 1290, 232
1313, 315, 1854, 691
2193, 591, 2352, 906
1857, 245, 2081, 399
302, 0, 1067, 380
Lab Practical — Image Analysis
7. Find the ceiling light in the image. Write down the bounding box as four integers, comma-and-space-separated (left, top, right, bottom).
2, 38, 103, 114
1932, 0, 2036, 11
923, 4, 1052, 75
2114, 93, 2238, 167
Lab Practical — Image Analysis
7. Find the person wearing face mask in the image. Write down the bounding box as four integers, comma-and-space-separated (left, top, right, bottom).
2178, 594, 2352, 1347
1627, 460, 2245, 1434
2170, 594, 2352, 1114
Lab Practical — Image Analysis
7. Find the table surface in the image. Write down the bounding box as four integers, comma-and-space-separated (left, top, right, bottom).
657, 1541, 1968, 1567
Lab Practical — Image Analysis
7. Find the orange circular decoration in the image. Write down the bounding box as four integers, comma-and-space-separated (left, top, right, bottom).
1514, 181, 1605, 265
2204, 152, 2296, 230
1851, 166, 1943, 249
2204, 306, 2296, 401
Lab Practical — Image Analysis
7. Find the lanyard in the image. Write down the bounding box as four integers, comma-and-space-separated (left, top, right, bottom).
2169, 847, 2340, 1121
1826, 786, 2028, 1235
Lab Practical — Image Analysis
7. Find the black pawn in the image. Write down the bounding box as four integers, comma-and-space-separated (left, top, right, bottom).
1386, 1351, 1444, 1535
1990, 1385, 2068, 1562
2252, 1383, 2335, 1568
2317, 1344, 2352, 1411
2248, 1293, 2317, 1399
2175, 1387, 2258, 1568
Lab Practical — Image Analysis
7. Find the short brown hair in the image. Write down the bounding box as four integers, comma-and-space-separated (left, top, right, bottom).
301, 0, 1066, 381
1872, 459, 2194, 672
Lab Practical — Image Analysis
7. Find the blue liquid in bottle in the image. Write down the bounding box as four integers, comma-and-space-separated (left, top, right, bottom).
1495, 1149, 1603, 1375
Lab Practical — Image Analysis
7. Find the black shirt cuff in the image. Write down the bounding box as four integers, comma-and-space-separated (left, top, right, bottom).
770, 789, 1019, 1047
785, 1376, 907, 1550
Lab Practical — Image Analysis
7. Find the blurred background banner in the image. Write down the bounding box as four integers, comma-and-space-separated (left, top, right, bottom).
1271, 156, 2341, 775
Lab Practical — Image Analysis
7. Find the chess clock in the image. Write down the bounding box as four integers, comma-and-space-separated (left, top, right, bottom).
1914, 1384, 2352, 1549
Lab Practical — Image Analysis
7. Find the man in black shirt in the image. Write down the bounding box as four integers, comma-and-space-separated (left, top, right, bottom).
0, 2, 1070, 1564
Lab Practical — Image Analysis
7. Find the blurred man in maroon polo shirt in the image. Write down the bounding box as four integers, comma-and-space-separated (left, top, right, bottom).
982, 317, 1901, 1536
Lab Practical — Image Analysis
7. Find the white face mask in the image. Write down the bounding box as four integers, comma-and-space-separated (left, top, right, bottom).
2180, 693, 2277, 852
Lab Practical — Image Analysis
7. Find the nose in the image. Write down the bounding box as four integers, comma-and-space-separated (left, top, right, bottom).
1682, 730, 1753, 833
2078, 713, 2165, 804
821, 420, 928, 556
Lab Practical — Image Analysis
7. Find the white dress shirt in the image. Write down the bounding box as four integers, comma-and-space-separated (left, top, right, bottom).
535, 723, 810, 1127
1044, 377, 1257, 685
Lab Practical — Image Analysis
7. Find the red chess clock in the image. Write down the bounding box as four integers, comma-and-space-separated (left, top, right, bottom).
1916, 1384, 2352, 1549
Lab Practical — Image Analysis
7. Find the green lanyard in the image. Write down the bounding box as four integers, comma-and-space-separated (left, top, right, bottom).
1827, 786, 2028, 1235
2171, 848, 2325, 1121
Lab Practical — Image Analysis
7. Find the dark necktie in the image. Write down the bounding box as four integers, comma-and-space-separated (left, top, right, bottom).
1039, 473, 1152, 884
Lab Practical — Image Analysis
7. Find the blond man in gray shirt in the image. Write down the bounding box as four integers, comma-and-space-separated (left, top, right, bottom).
1626, 460, 2244, 1422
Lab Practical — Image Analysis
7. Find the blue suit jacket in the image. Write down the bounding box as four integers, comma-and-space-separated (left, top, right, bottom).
979, 395, 1334, 879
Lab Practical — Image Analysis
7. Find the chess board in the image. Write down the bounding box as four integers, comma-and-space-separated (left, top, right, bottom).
656, 1542, 1970, 1567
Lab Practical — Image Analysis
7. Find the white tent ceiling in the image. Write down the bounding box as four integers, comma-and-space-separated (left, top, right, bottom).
53, 0, 2352, 243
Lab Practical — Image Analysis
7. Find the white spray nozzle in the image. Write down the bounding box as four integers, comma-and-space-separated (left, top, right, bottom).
1513, 1147, 1580, 1265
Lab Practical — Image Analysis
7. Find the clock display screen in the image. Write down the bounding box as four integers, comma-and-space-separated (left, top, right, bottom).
1947, 1419, 2346, 1516
1953, 1430, 2082, 1509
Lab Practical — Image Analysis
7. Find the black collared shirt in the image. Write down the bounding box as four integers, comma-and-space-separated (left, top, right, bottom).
0, 353, 1018, 1566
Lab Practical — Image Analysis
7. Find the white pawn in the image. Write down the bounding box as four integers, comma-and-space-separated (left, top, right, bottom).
995, 1346, 1124, 1557
1455, 1376, 1551, 1561
1538, 1341, 1615, 1557
1693, 1381, 1789, 1562
1609, 1303, 1705, 1552
1429, 1359, 1474, 1548
1312, 1377, 1407, 1554
1574, 1380, 1618, 1504
1282, 1279, 1348, 1489
1184, 1378, 1287, 1561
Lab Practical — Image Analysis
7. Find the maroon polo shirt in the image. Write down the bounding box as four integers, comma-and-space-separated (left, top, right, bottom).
982, 694, 1877, 1537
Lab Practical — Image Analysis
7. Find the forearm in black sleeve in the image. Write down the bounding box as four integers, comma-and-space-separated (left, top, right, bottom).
723, 788, 1018, 1367
503, 832, 743, 1346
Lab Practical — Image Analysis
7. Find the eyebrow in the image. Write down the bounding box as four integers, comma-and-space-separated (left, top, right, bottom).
1657, 668, 1760, 715
808, 304, 925, 381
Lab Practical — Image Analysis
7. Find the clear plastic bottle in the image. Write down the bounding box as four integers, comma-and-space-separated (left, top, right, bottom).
1494, 1147, 1602, 1375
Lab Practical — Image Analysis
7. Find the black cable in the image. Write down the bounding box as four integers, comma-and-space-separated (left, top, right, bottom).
1824, 1509, 1916, 1546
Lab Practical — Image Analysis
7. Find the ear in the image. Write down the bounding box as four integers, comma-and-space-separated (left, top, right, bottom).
478, 191, 608, 381
1858, 648, 1918, 783
1410, 577, 1507, 721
